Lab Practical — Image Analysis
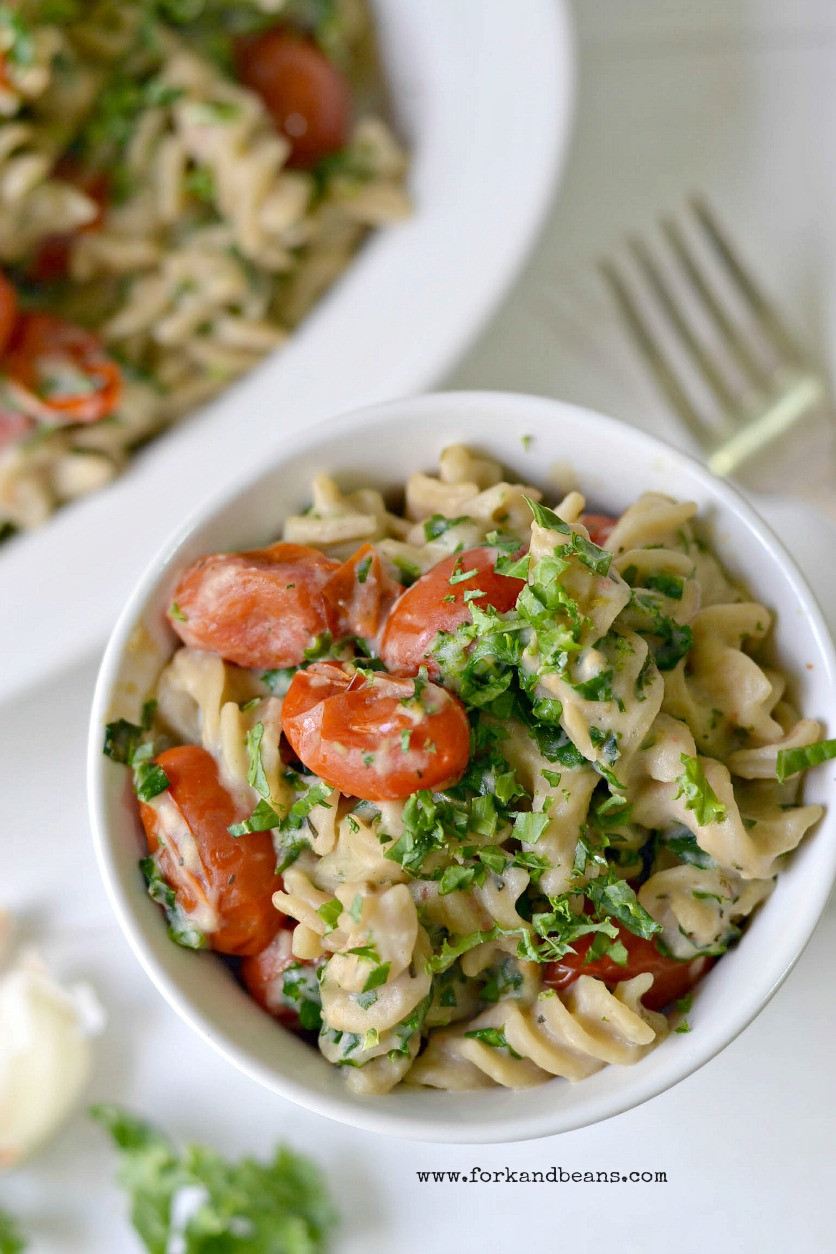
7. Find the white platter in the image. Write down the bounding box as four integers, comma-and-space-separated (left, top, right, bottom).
0, 0, 575, 706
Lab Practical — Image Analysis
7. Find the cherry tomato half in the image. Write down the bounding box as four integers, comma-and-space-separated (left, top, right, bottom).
321, 542, 401, 643
138, 745, 282, 957
3, 313, 121, 424
378, 547, 526, 679
580, 513, 619, 547
168, 541, 340, 669
234, 28, 351, 167
281, 660, 471, 800
543, 926, 712, 1012
240, 929, 320, 1031
0, 270, 18, 357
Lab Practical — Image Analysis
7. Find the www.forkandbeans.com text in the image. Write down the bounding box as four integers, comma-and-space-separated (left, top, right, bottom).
416, 1167, 667, 1184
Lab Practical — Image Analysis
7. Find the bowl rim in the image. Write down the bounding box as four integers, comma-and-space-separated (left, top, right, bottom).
88, 389, 836, 1143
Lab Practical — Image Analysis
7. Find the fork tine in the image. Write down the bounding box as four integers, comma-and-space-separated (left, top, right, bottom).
690, 196, 806, 366
598, 257, 709, 444
661, 214, 768, 390
628, 235, 739, 414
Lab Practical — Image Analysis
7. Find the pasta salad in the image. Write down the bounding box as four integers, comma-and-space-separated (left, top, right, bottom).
103, 445, 834, 1095
0, 0, 407, 536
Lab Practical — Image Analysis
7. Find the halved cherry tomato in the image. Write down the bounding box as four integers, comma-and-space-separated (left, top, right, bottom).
138, 745, 282, 957
241, 929, 320, 1030
3, 313, 121, 423
321, 542, 401, 642
543, 926, 713, 1012
168, 542, 340, 669
234, 28, 351, 167
580, 513, 619, 547
0, 270, 18, 357
378, 547, 525, 679
281, 660, 470, 800
31, 166, 109, 281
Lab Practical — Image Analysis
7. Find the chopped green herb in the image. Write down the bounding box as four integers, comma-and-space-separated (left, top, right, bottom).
463, 1026, 521, 1057
362, 962, 390, 993
426, 928, 501, 973
281, 963, 322, 1032
0, 1207, 26, 1254
184, 165, 216, 204
525, 497, 612, 575
169, 601, 187, 622
228, 797, 280, 837
531, 697, 563, 725
438, 864, 476, 896
449, 565, 479, 585
140, 857, 207, 950
480, 957, 524, 1004
316, 898, 343, 933
245, 722, 270, 799
645, 571, 685, 600
585, 873, 661, 940
776, 738, 836, 783
526, 498, 571, 537
393, 555, 421, 585
91, 1104, 336, 1254
103, 718, 144, 766
132, 760, 170, 803
347, 944, 380, 963
662, 824, 718, 870
511, 810, 549, 844
423, 514, 470, 541
477, 845, 508, 875
304, 631, 334, 661
262, 667, 296, 696
573, 670, 614, 702
494, 551, 530, 579
675, 754, 727, 826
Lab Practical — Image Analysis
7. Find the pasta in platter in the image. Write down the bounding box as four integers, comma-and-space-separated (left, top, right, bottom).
104, 444, 834, 1096
0, 0, 408, 535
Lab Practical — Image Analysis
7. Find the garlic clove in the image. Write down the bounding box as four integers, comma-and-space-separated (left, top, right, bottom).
0, 951, 105, 1168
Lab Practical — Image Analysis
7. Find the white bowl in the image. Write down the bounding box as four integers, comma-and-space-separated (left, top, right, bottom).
88, 391, 836, 1143
1, 0, 575, 708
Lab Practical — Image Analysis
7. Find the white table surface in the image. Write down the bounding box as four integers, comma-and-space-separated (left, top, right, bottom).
3, 3, 835, 1250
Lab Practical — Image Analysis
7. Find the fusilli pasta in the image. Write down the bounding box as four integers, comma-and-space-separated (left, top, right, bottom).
106, 444, 830, 1096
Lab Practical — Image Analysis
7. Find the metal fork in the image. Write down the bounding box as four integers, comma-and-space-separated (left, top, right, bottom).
600, 197, 832, 481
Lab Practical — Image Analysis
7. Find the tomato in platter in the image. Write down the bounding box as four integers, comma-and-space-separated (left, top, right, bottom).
543, 925, 712, 1012
580, 512, 619, 547
281, 660, 471, 800
0, 270, 18, 356
168, 541, 340, 669
138, 744, 282, 957
378, 547, 525, 679
234, 28, 351, 167
2, 313, 122, 423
